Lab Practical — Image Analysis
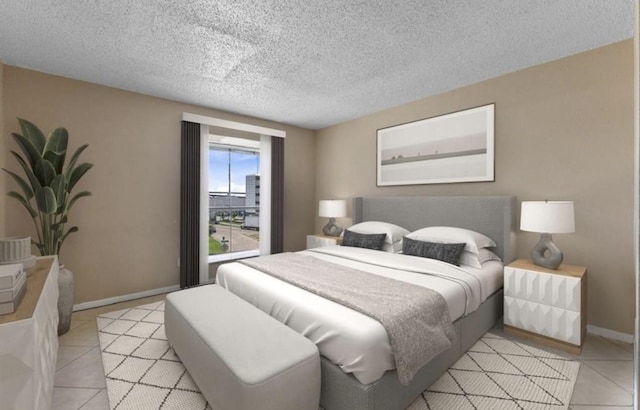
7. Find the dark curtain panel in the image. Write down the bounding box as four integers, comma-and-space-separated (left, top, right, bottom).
270, 137, 284, 254
180, 121, 200, 288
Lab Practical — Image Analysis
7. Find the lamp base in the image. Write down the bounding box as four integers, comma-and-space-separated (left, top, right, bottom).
531, 233, 563, 270
322, 218, 343, 237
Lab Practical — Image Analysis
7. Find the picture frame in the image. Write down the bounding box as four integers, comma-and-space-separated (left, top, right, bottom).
376, 103, 495, 186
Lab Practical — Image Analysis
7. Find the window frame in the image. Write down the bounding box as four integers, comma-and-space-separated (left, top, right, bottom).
182, 112, 286, 285
207, 143, 261, 263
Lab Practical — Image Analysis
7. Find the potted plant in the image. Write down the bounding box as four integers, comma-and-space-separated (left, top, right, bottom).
2, 118, 93, 335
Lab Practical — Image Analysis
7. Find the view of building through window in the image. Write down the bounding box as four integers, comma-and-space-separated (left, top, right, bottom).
208, 142, 260, 257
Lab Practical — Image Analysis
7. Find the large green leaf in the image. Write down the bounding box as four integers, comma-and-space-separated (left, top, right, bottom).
51, 215, 67, 238
7, 191, 37, 218
2, 168, 34, 199
67, 163, 93, 192
34, 158, 56, 187
18, 118, 46, 154
11, 132, 42, 169
52, 217, 68, 242
10, 151, 41, 191
44, 128, 68, 173
50, 175, 66, 209
52, 215, 68, 228
59, 226, 79, 252
66, 144, 89, 175
68, 191, 92, 210
35, 186, 57, 214
44, 151, 65, 174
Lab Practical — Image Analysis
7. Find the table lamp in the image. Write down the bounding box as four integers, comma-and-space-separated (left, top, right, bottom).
520, 200, 575, 269
319, 199, 347, 237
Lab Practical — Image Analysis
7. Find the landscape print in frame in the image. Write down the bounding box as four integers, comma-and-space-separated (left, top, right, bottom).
377, 104, 495, 186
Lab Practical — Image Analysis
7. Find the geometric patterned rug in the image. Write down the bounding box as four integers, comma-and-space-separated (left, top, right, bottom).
415, 333, 580, 410
97, 301, 579, 410
97, 301, 210, 410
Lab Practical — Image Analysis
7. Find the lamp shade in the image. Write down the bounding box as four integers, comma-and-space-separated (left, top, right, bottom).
319, 199, 347, 218
520, 201, 575, 234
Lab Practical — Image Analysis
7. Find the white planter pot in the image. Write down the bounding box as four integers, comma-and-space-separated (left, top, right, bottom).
58, 266, 74, 336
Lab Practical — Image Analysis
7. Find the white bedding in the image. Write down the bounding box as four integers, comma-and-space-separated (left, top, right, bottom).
216, 246, 503, 384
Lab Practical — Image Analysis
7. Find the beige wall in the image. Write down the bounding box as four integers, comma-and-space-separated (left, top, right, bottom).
0, 60, 5, 236
2, 67, 316, 304
316, 40, 635, 335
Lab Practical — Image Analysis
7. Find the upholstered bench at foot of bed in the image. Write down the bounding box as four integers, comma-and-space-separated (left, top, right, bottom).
164, 284, 321, 410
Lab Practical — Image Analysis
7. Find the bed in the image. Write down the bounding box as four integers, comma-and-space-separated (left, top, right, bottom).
216, 195, 516, 410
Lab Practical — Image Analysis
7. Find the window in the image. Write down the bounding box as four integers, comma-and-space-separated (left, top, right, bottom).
208, 135, 260, 262
181, 112, 284, 285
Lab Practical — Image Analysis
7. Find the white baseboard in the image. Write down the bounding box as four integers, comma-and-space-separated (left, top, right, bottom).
587, 324, 634, 344
72, 284, 180, 312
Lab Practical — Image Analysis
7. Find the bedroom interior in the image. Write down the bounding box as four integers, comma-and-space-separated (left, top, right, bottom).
0, 1, 637, 409
211, 196, 514, 409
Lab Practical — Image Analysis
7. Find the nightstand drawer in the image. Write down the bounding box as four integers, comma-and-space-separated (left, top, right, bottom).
504, 266, 581, 312
504, 296, 581, 345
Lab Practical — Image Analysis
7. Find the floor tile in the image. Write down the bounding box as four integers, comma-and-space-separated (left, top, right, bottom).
72, 307, 106, 322
80, 389, 110, 410
68, 318, 90, 332
569, 362, 633, 406
59, 320, 99, 347
573, 335, 632, 361
70, 311, 97, 322
56, 345, 93, 371
609, 339, 634, 354
54, 347, 107, 388
52, 387, 102, 410
582, 360, 634, 393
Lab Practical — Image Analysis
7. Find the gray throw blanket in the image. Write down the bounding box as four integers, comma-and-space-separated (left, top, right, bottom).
240, 253, 456, 386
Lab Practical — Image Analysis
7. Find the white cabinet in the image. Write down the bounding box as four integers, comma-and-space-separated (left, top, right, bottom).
503, 259, 586, 353
306, 234, 342, 249
0, 256, 59, 410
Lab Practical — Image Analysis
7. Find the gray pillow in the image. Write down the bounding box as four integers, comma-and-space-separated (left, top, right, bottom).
341, 230, 386, 251
402, 237, 466, 266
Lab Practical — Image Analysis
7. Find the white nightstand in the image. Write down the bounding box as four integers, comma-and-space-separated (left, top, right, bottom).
503, 259, 587, 354
306, 234, 342, 249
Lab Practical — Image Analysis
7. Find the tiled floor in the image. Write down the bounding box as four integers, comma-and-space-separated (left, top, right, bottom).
53, 295, 635, 410
53, 294, 166, 410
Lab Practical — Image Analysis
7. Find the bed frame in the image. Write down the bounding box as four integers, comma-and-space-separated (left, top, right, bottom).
319, 195, 516, 410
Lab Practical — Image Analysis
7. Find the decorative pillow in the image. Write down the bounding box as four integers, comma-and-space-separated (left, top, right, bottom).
341, 230, 387, 251
406, 226, 496, 255
402, 237, 466, 266
459, 249, 503, 269
347, 221, 410, 253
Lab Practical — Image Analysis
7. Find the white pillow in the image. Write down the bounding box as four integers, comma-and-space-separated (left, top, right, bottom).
406, 226, 496, 255
459, 249, 502, 269
347, 221, 409, 252
383, 241, 403, 253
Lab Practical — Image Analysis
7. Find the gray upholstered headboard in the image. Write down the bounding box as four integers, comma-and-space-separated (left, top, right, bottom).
353, 196, 517, 263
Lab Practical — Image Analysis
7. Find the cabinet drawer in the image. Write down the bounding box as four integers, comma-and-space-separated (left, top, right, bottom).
504, 267, 580, 312
504, 296, 581, 345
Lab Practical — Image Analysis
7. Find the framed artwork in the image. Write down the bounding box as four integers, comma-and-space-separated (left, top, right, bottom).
376, 103, 495, 186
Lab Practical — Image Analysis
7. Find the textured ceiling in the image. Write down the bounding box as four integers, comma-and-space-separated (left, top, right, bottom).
0, 1, 634, 130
